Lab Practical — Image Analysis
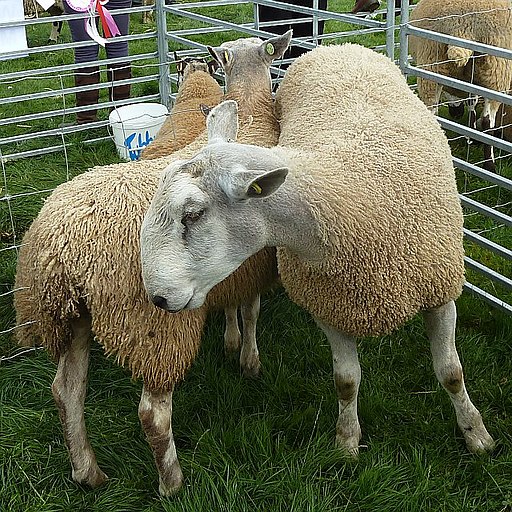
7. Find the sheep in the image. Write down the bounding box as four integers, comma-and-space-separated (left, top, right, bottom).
13, 31, 292, 496
140, 44, 495, 462
24, 0, 64, 43
141, 55, 223, 160
142, 46, 261, 373
409, 0, 512, 171
141, 33, 291, 362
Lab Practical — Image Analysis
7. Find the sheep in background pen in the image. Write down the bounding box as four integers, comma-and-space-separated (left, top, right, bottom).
23, 0, 64, 43
140, 44, 495, 461
13, 31, 292, 495
409, 0, 512, 172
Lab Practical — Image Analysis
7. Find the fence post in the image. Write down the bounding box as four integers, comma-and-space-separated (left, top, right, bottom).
155, 0, 171, 108
253, 1, 260, 30
313, 0, 319, 46
385, 0, 395, 60
399, 0, 410, 76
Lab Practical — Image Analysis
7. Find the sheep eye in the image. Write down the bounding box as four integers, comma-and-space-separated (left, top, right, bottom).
181, 209, 205, 226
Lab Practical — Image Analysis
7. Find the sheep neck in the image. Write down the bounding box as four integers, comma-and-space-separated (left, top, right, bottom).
224, 86, 275, 124
260, 169, 324, 264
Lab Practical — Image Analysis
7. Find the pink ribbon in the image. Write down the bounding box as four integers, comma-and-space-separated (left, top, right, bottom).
66, 0, 120, 46
98, 1, 121, 37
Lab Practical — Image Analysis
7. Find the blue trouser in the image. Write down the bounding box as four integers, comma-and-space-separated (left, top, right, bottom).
64, 0, 132, 63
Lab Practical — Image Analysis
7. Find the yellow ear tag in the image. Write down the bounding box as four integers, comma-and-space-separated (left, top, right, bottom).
251, 183, 262, 195
266, 43, 275, 55
224, 50, 230, 63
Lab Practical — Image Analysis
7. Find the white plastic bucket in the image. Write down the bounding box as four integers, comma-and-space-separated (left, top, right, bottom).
109, 103, 168, 161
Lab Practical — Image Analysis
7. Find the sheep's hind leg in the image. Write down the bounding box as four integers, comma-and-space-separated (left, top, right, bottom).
51, 314, 108, 487
315, 318, 361, 457
423, 300, 495, 454
138, 386, 183, 496
480, 99, 500, 172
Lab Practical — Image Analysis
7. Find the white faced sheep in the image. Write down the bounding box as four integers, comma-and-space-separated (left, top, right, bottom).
145, 32, 293, 366
141, 55, 223, 160
409, 0, 512, 171
13, 31, 291, 496
24, 0, 64, 43
140, 44, 495, 461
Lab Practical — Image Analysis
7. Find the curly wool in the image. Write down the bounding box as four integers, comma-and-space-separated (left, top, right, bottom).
409, 0, 512, 106
14, 162, 207, 390
15, 43, 281, 391
274, 44, 465, 337
142, 67, 223, 160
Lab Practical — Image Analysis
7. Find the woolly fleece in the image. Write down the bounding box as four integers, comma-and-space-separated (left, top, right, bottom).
142, 66, 223, 160
14, 158, 277, 390
14, 40, 282, 391
409, 0, 512, 107
274, 44, 465, 337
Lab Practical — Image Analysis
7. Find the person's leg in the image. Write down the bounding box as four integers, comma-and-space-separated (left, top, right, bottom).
63, 1, 101, 123
105, 0, 132, 104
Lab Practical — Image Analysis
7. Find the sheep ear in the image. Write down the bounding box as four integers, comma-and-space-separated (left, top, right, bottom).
221, 167, 289, 200
206, 100, 239, 143
208, 46, 233, 71
207, 59, 219, 75
259, 29, 293, 63
200, 104, 212, 117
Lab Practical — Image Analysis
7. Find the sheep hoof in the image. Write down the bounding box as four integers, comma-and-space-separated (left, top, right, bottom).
463, 422, 495, 455
158, 460, 184, 496
335, 434, 360, 459
72, 466, 109, 488
241, 359, 261, 379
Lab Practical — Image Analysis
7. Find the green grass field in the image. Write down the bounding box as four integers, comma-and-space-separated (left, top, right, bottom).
1, 2, 511, 511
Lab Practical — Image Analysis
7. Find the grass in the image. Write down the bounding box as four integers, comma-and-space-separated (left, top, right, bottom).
1, 290, 511, 511
1, 2, 512, 511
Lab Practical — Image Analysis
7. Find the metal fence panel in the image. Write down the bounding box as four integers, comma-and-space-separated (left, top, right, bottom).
0, 0, 510, 333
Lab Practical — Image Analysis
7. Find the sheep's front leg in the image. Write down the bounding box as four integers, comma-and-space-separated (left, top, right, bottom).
423, 301, 495, 454
315, 318, 361, 457
224, 296, 262, 378
51, 314, 108, 487
138, 386, 183, 496
239, 294, 261, 378
481, 99, 500, 172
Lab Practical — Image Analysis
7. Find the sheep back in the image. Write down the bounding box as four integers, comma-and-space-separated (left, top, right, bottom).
142, 70, 222, 160
274, 44, 464, 337
14, 160, 207, 391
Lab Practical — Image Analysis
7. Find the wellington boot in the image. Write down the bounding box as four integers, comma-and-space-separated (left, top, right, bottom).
107, 64, 132, 106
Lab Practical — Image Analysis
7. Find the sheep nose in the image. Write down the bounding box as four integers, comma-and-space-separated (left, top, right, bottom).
152, 295, 168, 310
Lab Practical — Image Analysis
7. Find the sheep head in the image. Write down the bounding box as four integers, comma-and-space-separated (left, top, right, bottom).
207, 30, 293, 90
140, 101, 288, 312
